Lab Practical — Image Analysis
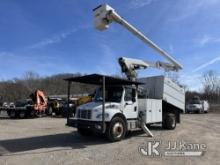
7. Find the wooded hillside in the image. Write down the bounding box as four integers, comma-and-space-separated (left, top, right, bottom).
0, 72, 96, 102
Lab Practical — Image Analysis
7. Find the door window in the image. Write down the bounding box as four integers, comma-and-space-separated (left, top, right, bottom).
125, 88, 133, 101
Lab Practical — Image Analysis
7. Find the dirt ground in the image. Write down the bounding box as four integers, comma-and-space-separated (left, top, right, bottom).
0, 111, 219, 165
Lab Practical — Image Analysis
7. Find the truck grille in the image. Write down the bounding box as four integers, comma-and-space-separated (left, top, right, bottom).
77, 109, 91, 119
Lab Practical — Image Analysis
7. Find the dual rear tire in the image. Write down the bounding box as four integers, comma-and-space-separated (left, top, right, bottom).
162, 113, 176, 130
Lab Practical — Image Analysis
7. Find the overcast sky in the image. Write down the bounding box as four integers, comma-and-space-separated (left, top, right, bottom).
0, 0, 220, 91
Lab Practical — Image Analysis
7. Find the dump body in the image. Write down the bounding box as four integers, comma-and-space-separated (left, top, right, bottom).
139, 76, 185, 112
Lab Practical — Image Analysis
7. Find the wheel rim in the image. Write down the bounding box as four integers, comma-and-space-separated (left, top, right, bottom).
112, 122, 124, 138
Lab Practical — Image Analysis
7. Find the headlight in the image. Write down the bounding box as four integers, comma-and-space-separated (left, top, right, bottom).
96, 113, 109, 119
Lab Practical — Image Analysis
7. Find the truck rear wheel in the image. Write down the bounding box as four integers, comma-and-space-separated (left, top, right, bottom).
106, 117, 126, 142
163, 113, 176, 130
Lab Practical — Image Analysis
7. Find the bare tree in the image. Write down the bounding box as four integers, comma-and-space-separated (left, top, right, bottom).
22, 71, 41, 92
202, 70, 220, 103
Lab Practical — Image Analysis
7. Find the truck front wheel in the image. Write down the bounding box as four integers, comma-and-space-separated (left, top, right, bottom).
163, 113, 176, 130
106, 117, 126, 142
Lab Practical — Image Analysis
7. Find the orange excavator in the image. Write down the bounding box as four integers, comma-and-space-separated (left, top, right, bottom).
30, 90, 47, 114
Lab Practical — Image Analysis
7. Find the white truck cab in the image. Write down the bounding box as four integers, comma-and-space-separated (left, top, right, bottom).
76, 85, 138, 122
186, 97, 209, 113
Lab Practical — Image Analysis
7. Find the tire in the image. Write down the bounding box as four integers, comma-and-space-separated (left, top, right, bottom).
46, 107, 53, 115
77, 128, 92, 136
54, 109, 61, 116
163, 113, 176, 130
19, 111, 26, 118
10, 110, 16, 118
30, 110, 35, 118
106, 117, 126, 142
7, 111, 11, 117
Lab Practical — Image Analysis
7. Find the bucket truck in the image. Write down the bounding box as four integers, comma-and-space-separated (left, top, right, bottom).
66, 4, 185, 142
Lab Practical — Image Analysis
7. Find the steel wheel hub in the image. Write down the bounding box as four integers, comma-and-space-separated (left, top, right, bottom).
112, 122, 123, 138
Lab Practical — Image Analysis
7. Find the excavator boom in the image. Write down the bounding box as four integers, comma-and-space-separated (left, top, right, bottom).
30, 90, 47, 112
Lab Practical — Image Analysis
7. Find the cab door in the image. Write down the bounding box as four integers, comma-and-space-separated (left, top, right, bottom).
123, 87, 138, 119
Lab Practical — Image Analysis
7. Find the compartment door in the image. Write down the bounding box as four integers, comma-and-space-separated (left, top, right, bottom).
146, 99, 162, 123
146, 99, 152, 123
152, 100, 162, 122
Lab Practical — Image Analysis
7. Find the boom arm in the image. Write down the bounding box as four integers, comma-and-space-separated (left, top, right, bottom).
118, 57, 178, 81
93, 4, 183, 73
118, 57, 149, 81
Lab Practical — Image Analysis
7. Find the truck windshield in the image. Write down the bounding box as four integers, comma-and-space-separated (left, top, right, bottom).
94, 86, 123, 103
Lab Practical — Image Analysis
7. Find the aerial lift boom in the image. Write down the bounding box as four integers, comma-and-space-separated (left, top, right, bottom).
93, 4, 182, 81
